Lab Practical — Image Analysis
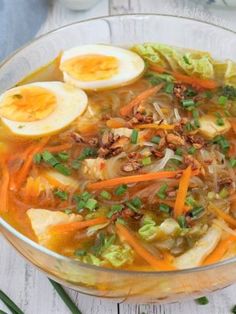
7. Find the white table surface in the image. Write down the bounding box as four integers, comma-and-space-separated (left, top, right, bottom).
1, 1, 236, 313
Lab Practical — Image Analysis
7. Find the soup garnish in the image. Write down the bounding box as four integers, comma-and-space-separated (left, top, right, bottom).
1, 43, 236, 271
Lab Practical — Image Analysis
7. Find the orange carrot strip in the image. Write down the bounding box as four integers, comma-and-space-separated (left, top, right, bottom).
116, 223, 175, 270
0, 160, 10, 212
120, 84, 163, 117
88, 170, 180, 190
208, 203, 236, 228
203, 235, 236, 266
50, 217, 109, 233
14, 136, 50, 190
149, 64, 217, 90
174, 166, 192, 218
137, 123, 175, 130
43, 143, 72, 153
106, 118, 126, 129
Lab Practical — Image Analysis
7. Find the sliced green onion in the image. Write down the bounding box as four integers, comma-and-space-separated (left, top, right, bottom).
192, 109, 200, 128
100, 190, 112, 200
78, 147, 97, 161
33, 153, 42, 164
215, 112, 224, 126
57, 152, 69, 161
71, 159, 81, 170
49, 279, 82, 314
204, 91, 213, 99
150, 136, 161, 144
185, 196, 197, 207
212, 135, 230, 153
175, 148, 183, 156
130, 129, 139, 144
156, 184, 168, 199
188, 146, 196, 155
76, 200, 86, 212
177, 215, 187, 228
190, 206, 204, 218
54, 163, 71, 176
230, 158, 236, 168
141, 156, 152, 166
85, 198, 98, 211
159, 203, 170, 213
114, 184, 127, 196
219, 187, 229, 199
195, 296, 209, 305
74, 249, 87, 257
184, 122, 195, 132
116, 217, 126, 225
131, 197, 142, 209
181, 99, 195, 108
107, 204, 124, 218
80, 191, 92, 202
185, 88, 197, 97
54, 189, 68, 201
164, 82, 174, 94
42, 151, 58, 166
0, 289, 24, 314
218, 95, 228, 106
183, 55, 190, 65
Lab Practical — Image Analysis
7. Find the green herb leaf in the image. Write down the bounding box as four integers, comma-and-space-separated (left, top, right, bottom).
49, 279, 82, 314
195, 296, 209, 305
0, 289, 24, 314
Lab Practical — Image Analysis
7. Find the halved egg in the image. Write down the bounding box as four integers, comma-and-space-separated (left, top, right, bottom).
0, 82, 88, 137
60, 44, 145, 90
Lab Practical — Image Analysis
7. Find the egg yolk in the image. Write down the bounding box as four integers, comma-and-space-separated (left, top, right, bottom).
61, 54, 119, 81
0, 86, 57, 122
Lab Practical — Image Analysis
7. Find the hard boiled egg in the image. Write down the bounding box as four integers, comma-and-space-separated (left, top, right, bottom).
60, 44, 145, 90
0, 82, 88, 137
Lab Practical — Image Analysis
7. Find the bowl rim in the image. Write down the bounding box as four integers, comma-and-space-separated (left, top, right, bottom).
1, 13, 236, 276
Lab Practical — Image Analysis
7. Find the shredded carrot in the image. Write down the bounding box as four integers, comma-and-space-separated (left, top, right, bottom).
44, 143, 72, 153
208, 203, 236, 228
120, 84, 163, 117
13, 136, 50, 190
116, 223, 175, 270
106, 118, 126, 129
149, 64, 217, 90
174, 166, 192, 218
88, 170, 180, 190
50, 217, 109, 233
0, 159, 10, 212
137, 123, 175, 130
203, 235, 236, 265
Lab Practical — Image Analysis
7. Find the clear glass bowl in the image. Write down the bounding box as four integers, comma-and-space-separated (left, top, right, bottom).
1, 14, 236, 303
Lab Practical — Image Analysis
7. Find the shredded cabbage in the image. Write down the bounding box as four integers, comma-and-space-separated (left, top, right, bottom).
102, 244, 134, 267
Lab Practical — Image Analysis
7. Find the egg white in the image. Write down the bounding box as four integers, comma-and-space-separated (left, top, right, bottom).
0, 82, 88, 137
60, 44, 145, 90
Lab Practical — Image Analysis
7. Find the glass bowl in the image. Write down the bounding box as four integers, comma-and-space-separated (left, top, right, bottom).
1, 14, 236, 303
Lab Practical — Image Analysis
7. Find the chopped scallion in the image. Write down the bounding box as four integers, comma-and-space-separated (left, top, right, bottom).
150, 136, 161, 144
54, 189, 68, 201
115, 184, 127, 196
141, 156, 152, 166
130, 129, 139, 144
85, 198, 98, 211
195, 296, 209, 305
156, 184, 168, 199
230, 158, 236, 168
177, 215, 187, 228
100, 190, 112, 200
159, 203, 170, 213
164, 82, 174, 94
218, 95, 228, 106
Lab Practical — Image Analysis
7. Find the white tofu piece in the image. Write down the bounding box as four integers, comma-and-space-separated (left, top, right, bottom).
27, 208, 82, 246
199, 115, 231, 139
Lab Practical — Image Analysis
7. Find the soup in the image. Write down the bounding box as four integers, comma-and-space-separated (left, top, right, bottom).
1, 43, 236, 271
